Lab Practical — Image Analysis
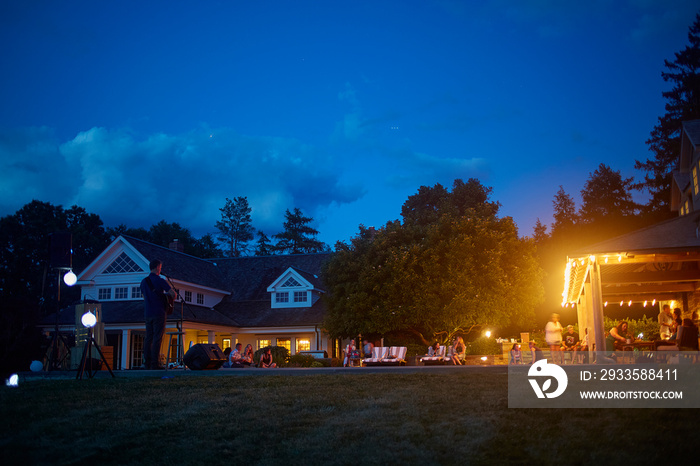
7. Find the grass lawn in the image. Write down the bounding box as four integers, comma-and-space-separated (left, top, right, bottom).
1, 369, 695, 465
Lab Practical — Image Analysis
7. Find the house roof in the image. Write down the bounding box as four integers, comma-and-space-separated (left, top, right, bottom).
569, 213, 700, 257
214, 253, 331, 301
122, 235, 227, 291
682, 120, 700, 147
42, 241, 333, 330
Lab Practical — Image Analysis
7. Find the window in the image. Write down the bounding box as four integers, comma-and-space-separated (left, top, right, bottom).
294, 291, 307, 303
282, 277, 302, 287
131, 333, 144, 368
104, 252, 142, 274
258, 339, 271, 350
296, 339, 311, 352
197, 336, 208, 344
694, 166, 699, 195
132, 286, 142, 299
222, 338, 231, 350
277, 338, 291, 352
114, 287, 128, 300
197, 293, 204, 305
98, 288, 111, 300
275, 292, 289, 303
184, 290, 192, 302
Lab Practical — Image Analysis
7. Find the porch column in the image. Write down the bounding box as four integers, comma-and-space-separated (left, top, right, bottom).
589, 259, 606, 358
207, 330, 215, 344
121, 329, 131, 370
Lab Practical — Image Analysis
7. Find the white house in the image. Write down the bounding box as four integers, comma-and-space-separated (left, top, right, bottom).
41, 235, 335, 369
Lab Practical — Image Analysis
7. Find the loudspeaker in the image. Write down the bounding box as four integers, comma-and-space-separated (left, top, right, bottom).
49, 232, 72, 268
184, 343, 226, 370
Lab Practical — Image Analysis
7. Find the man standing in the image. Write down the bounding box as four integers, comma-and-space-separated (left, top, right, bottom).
140, 259, 175, 370
561, 325, 580, 364
658, 304, 673, 340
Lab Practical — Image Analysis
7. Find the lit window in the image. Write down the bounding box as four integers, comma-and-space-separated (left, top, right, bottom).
197, 336, 208, 344
132, 286, 142, 299
277, 339, 291, 352
196, 293, 204, 305
114, 287, 128, 300
258, 339, 271, 350
222, 338, 231, 350
294, 291, 307, 303
276, 292, 289, 303
694, 166, 699, 195
98, 288, 111, 300
185, 291, 192, 302
296, 339, 311, 352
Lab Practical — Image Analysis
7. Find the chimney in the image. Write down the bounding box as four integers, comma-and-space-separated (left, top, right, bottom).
169, 239, 185, 252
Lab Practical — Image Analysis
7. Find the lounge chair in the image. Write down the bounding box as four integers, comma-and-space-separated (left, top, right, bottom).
420, 345, 448, 365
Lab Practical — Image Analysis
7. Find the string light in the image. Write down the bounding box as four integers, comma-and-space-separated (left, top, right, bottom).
628, 300, 632, 306
604, 301, 608, 307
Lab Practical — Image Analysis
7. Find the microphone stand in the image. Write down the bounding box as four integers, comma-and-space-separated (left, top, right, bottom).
165, 275, 197, 367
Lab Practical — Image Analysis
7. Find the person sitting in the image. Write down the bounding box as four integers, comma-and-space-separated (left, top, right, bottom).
222, 347, 232, 368
577, 328, 589, 363
259, 347, 277, 368
561, 325, 580, 364
678, 318, 699, 351
240, 344, 254, 366
528, 341, 544, 363
509, 344, 522, 364
363, 339, 374, 359
229, 342, 244, 368
605, 321, 633, 359
343, 339, 359, 367
451, 336, 465, 365
428, 341, 441, 356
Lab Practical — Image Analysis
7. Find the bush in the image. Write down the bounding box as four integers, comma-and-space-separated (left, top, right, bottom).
466, 336, 501, 355
253, 346, 290, 367
287, 353, 317, 368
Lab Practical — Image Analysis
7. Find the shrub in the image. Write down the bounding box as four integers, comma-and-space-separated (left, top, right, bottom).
466, 336, 501, 355
253, 346, 290, 367
287, 353, 317, 368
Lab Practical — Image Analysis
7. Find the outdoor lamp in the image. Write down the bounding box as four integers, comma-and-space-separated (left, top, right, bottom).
484, 330, 492, 338
63, 270, 77, 286
81, 311, 97, 328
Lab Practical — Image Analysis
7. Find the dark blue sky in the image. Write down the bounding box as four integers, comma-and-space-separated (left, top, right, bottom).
1, 1, 697, 245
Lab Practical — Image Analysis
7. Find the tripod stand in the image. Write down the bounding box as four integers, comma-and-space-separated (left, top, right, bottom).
45, 267, 72, 371
76, 324, 115, 380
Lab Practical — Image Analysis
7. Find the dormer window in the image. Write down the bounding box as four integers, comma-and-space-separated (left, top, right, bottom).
268, 267, 320, 309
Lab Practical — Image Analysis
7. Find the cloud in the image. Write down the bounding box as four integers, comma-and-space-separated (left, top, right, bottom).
0, 126, 365, 238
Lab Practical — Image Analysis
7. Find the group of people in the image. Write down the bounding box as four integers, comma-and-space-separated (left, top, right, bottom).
223, 343, 277, 368
542, 313, 589, 364
425, 337, 466, 365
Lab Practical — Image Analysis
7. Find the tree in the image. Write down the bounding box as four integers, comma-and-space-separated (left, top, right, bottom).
551, 186, 578, 236
215, 197, 255, 257
532, 218, 548, 245
579, 164, 638, 223
323, 180, 543, 344
634, 13, 700, 218
0, 201, 110, 373
273, 208, 325, 254
189, 233, 221, 259
254, 230, 274, 256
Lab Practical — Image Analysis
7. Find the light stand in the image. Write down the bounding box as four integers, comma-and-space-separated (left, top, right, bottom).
46, 268, 76, 371
76, 311, 114, 380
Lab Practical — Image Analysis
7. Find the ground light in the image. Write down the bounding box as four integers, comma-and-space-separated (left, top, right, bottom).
5, 374, 18, 387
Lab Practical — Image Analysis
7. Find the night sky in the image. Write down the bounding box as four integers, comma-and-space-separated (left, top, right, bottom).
1, 1, 697, 246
